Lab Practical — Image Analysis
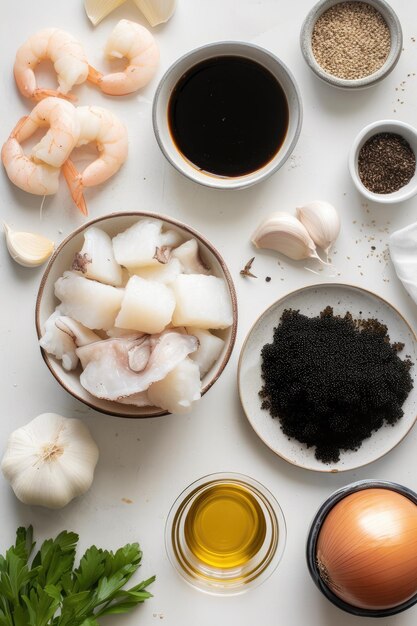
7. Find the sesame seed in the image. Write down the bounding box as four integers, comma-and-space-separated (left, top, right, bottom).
311, 2, 391, 80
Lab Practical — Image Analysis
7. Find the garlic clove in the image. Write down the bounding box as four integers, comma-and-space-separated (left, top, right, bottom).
296, 201, 340, 255
252, 212, 324, 262
84, 0, 127, 26
4, 223, 54, 267
132, 0, 177, 26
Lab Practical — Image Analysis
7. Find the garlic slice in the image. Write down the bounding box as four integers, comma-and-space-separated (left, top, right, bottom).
296, 201, 340, 255
85, 0, 126, 26
133, 0, 177, 26
84, 0, 176, 26
251, 212, 324, 263
4, 223, 54, 267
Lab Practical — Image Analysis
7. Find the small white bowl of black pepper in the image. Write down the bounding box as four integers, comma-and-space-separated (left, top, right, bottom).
349, 120, 417, 203
300, 0, 403, 89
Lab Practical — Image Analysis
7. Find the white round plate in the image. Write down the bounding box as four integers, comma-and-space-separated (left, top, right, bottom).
238, 283, 417, 472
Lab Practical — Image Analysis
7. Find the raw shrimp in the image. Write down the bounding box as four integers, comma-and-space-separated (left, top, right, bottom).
14, 28, 89, 101
62, 105, 128, 215
1, 97, 80, 196
87, 20, 159, 96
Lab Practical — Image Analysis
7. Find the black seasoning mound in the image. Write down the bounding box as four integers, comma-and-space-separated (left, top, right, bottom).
358, 132, 416, 194
259, 307, 413, 464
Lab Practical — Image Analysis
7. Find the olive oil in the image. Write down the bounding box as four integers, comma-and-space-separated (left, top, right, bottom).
183, 482, 267, 569
168, 56, 289, 177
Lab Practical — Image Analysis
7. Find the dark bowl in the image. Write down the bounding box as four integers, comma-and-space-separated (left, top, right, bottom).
306, 479, 417, 617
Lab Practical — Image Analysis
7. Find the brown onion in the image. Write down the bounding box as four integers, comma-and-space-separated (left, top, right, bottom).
316, 488, 417, 610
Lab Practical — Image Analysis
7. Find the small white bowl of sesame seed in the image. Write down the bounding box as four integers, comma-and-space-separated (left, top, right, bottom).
349, 120, 417, 203
300, 0, 403, 89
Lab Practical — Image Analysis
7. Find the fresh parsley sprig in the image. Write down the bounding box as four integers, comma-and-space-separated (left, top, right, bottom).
0, 526, 155, 626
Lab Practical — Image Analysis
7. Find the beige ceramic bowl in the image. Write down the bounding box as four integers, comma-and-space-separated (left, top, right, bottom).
36, 212, 237, 418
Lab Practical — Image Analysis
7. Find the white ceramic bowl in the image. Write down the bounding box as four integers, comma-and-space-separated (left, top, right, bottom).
36, 212, 238, 418
152, 41, 302, 190
238, 283, 417, 472
349, 120, 417, 204
300, 0, 402, 89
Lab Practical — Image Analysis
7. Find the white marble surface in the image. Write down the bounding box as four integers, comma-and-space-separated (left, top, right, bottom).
1, 0, 417, 624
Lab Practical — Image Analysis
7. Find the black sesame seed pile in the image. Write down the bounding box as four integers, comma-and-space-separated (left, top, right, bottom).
259, 307, 413, 464
358, 132, 416, 194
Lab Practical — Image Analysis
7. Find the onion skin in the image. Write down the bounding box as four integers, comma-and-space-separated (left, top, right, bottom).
316, 489, 417, 610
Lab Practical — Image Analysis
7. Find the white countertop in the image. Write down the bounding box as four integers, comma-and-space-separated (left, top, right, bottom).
2, 0, 417, 624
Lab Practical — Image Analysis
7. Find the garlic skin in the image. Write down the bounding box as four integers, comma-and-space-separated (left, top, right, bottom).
252, 212, 323, 262
4, 223, 54, 267
296, 201, 340, 254
1, 413, 99, 509
133, 0, 177, 26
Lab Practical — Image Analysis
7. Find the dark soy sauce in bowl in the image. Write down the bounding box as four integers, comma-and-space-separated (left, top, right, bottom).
168, 56, 289, 177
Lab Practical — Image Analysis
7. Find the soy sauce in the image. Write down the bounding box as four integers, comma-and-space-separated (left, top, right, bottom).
168, 56, 289, 177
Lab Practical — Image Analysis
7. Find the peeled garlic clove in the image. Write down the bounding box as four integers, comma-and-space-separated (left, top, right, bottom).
133, 0, 177, 26
4, 223, 54, 267
252, 212, 323, 262
84, 0, 126, 26
296, 201, 340, 254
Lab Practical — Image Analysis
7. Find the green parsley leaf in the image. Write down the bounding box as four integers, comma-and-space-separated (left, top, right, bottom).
0, 528, 154, 626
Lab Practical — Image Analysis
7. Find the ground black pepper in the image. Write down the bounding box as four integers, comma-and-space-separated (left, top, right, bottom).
358, 132, 416, 194
259, 307, 413, 463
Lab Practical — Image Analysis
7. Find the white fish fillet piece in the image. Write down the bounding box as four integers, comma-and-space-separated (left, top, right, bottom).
128, 337, 151, 372
112, 218, 163, 268
55, 271, 123, 330
172, 274, 233, 329
172, 239, 210, 275
117, 391, 153, 407
40, 310, 100, 370
77, 331, 198, 400
186, 327, 225, 376
73, 227, 123, 286
147, 357, 201, 414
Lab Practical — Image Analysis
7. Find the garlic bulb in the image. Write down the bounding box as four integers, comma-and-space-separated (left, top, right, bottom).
4, 223, 54, 267
85, 0, 176, 26
252, 212, 324, 262
1, 413, 99, 509
133, 0, 177, 26
296, 201, 340, 255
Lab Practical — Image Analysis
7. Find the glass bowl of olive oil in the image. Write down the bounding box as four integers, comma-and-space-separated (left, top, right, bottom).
165, 473, 286, 595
